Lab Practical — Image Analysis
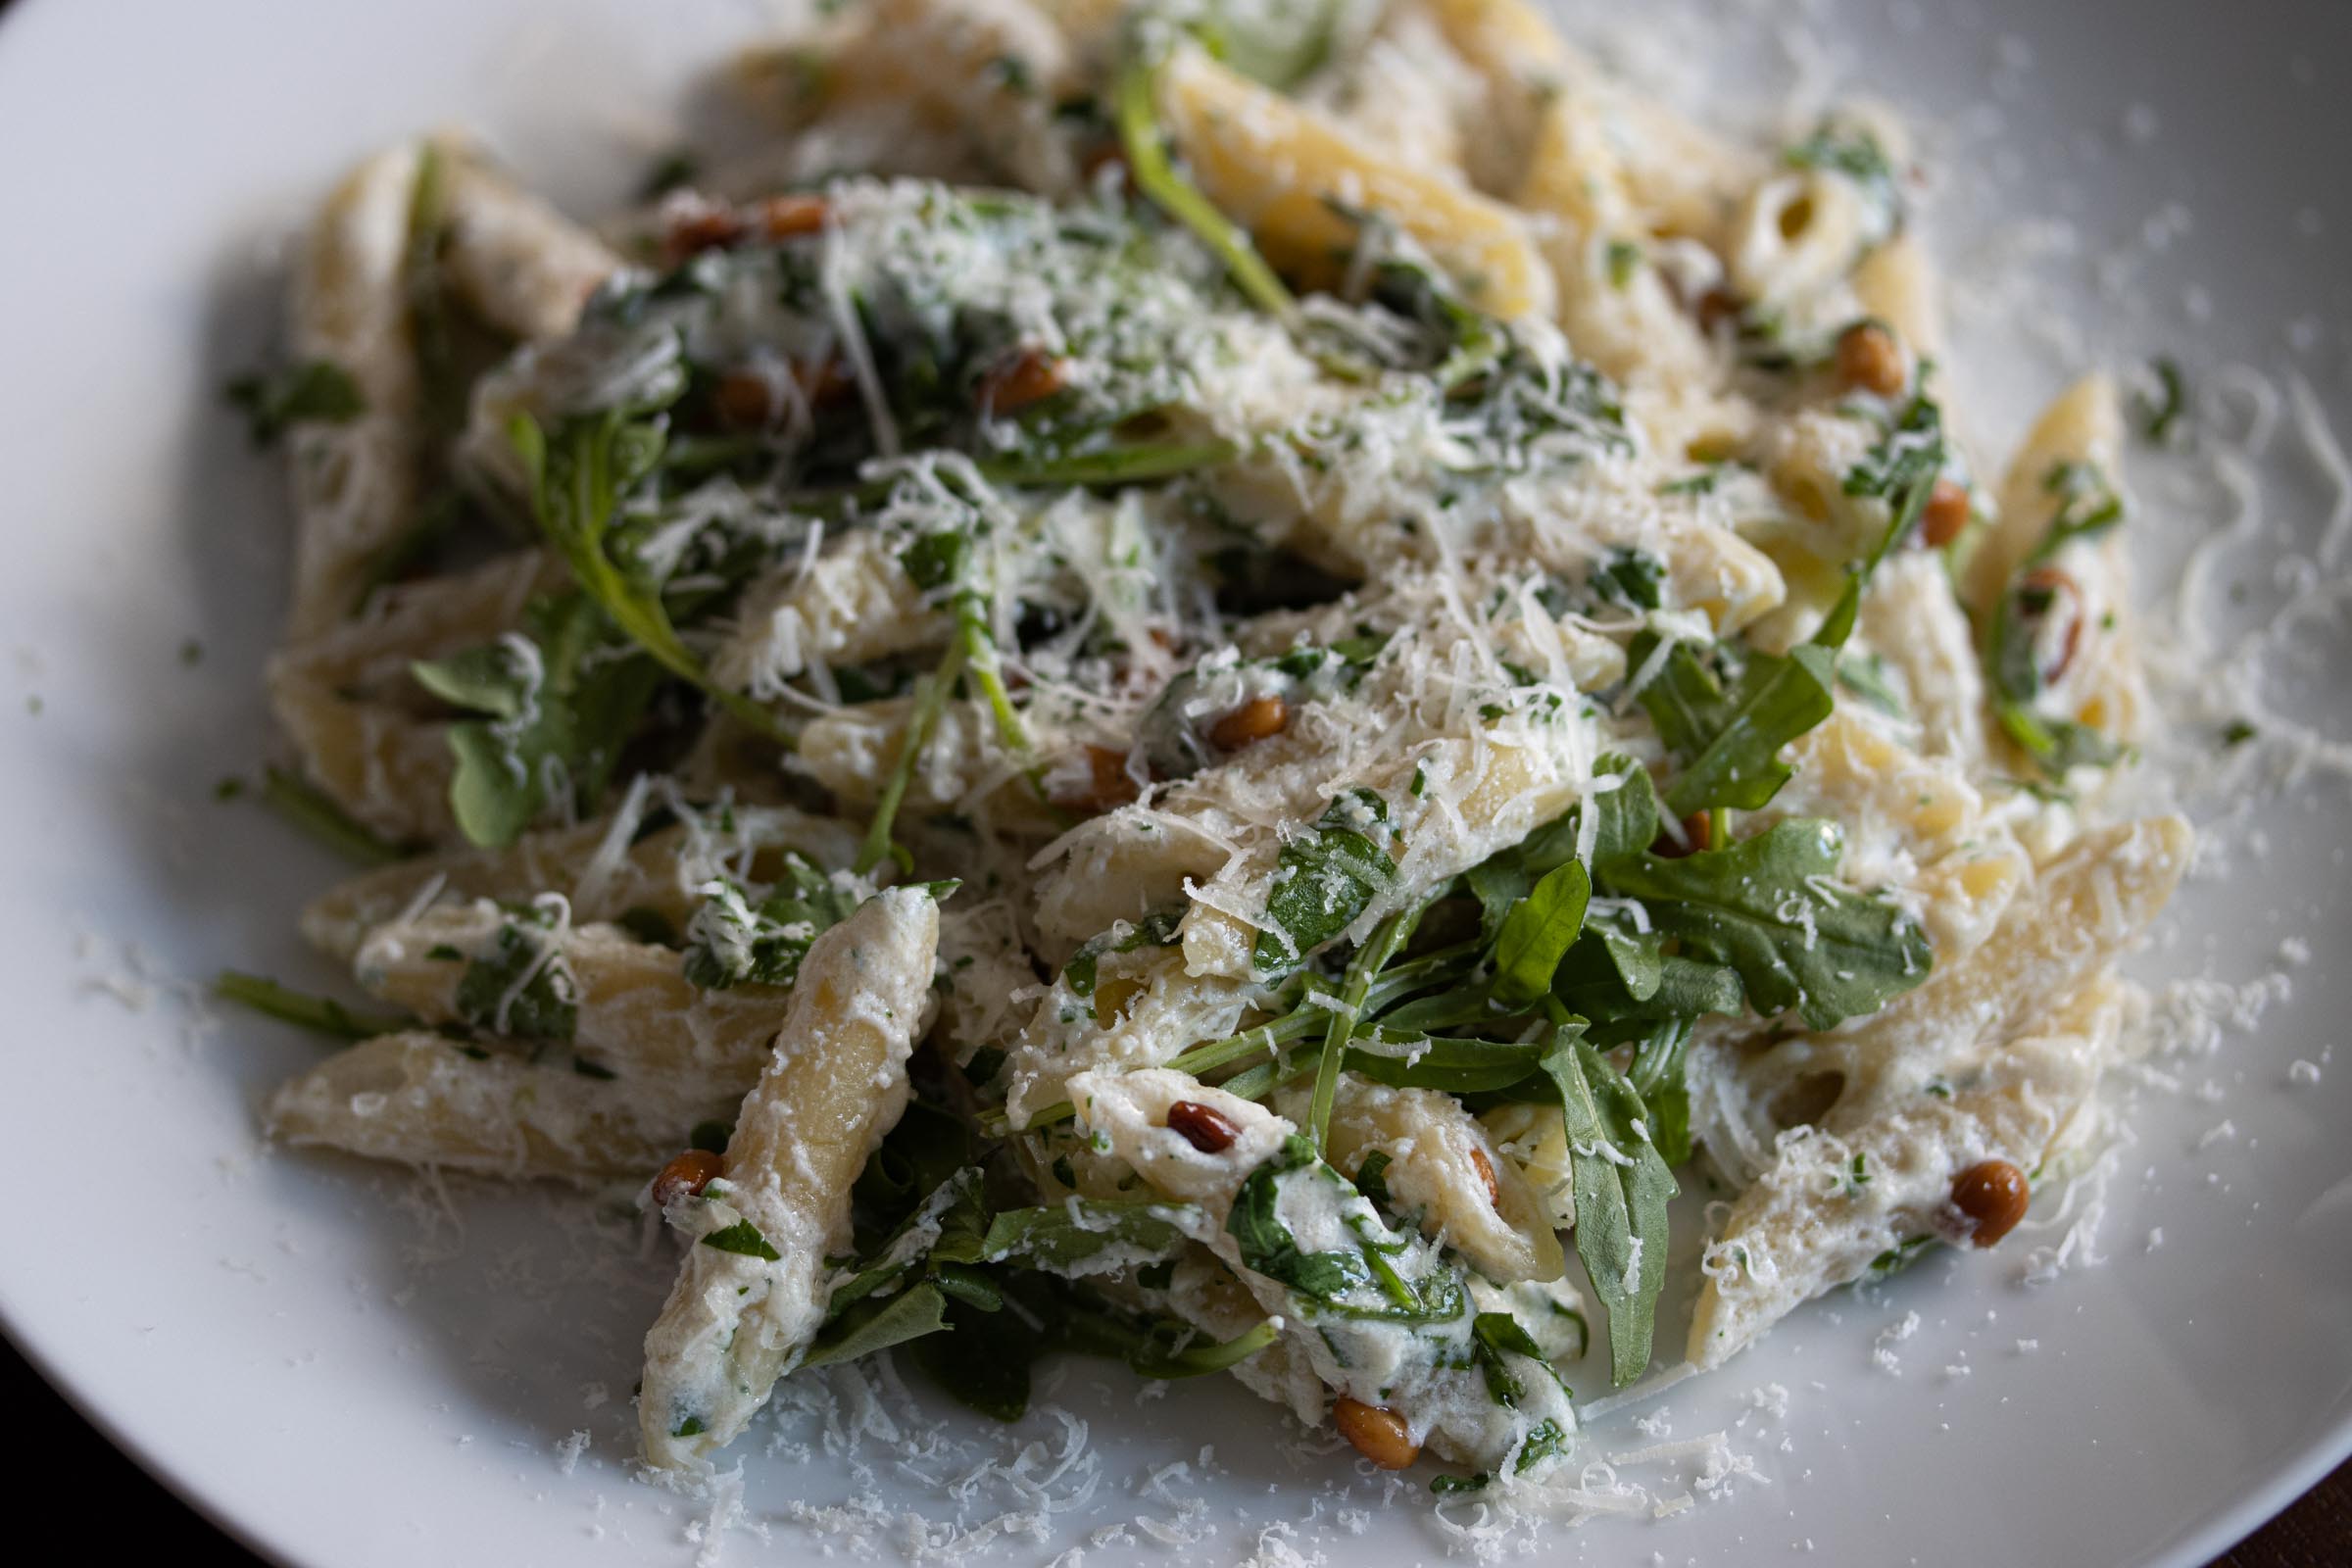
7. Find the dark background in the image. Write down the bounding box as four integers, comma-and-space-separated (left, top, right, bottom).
0, 0, 2339, 1560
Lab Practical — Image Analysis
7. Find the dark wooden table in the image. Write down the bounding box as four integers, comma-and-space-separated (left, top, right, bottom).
2, 1342, 2338, 1564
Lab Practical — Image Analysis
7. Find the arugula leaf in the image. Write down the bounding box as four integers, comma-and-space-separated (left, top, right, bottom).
1631, 630, 1837, 817
1551, 927, 1740, 1041
908, 1294, 1037, 1421
452, 908, 578, 1040
829, 1167, 992, 1317
1539, 1035, 1676, 1387
224, 360, 366, 447
1253, 788, 1397, 976
1598, 820, 1933, 1031
1490, 859, 1591, 1006
961, 1200, 1193, 1272
1226, 1135, 1370, 1298
981, 437, 1240, 489
853, 1102, 976, 1225
1044, 1279, 1280, 1379
1428, 1416, 1571, 1494
700, 1217, 782, 1261
1340, 1029, 1554, 1095
1469, 1311, 1557, 1409
1624, 1017, 1695, 1167
1814, 392, 1948, 649
681, 857, 863, 990
416, 595, 663, 849
1063, 906, 1184, 999
509, 412, 790, 745
800, 1281, 950, 1367
212, 970, 408, 1041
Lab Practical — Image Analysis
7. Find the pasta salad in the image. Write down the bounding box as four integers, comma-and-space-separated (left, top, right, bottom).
220, 0, 2191, 1494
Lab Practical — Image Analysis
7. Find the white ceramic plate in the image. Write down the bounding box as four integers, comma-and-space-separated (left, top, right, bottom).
4, 1, 2349, 1563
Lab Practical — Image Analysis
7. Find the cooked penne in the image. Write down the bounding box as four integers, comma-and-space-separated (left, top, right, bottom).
227, 0, 2204, 1498
638, 886, 942, 1466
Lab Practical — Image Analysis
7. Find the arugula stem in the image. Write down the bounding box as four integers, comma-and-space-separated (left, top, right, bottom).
987, 938, 1478, 1136
956, 601, 1051, 805
215, 970, 409, 1040
1112, 53, 1295, 318
979, 438, 1238, 489
260, 767, 411, 865
855, 638, 966, 874
1306, 900, 1426, 1152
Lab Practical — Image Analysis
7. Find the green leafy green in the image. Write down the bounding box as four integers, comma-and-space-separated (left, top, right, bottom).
1631, 630, 1837, 817
224, 360, 366, 447
1194, 0, 1346, 89
962, 1200, 1193, 1272
1816, 391, 1949, 649
1253, 788, 1397, 975
1468, 1311, 1557, 1409
1538, 1035, 1676, 1387
509, 411, 790, 745
801, 1281, 949, 1366
452, 909, 579, 1040
212, 970, 408, 1040
1489, 859, 1591, 1006
260, 766, 412, 865
1226, 1136, 1370, 1299
1591, 547, 1665, 611
1127, 1315, 1281, 1378
1305, 897, 1425, 1150
1598, 820, 1933, 1031
414, 594, 664, 849
1785, 117, 1904, 240
855, 638, 963, 874
1063, 906, 1184, 999
1339, 1029, 1554, 1096
681, 857, 863, 990
908, 1294, 1036, 1421
2133, 357, 2189, 447
1624, 1018, 1695, 1166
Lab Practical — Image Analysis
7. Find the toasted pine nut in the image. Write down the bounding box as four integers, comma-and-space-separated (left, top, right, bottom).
1469, 1147, 1500, 1207
1208, 695, 1290, 752
1165, 1100, 1240, 1153
1333, 1396, 1419, 1470
1950, 1159, 2030, 1247
653, 1149, 724, 1208
760, 193, 830, 239
1921, 478, 1971, 547
978, 348, 1071, 416
1834, 320, 1906, 396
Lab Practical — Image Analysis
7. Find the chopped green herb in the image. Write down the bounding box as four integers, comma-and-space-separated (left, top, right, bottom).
701, 1218, 783, 1261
